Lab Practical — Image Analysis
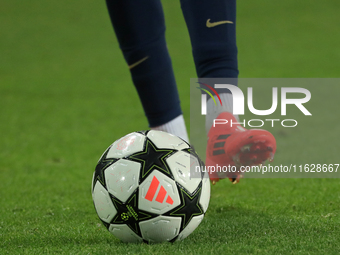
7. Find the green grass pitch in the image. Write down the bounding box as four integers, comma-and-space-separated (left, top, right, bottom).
1, 0, 340, 254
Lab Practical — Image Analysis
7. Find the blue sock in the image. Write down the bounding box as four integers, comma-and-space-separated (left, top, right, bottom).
180, 0, 239, 78
106, 0, 181, 127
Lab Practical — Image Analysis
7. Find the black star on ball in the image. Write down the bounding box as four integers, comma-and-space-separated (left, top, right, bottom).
167, 184, 203, 230
93, 147, 118, 189
127, 139, 176, 182
110, 191, 156, 236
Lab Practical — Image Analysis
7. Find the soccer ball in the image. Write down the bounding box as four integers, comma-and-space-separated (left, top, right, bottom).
91, 130, 210, 243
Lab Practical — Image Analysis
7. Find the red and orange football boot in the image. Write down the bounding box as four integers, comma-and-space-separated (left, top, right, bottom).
206, 112, 276, 184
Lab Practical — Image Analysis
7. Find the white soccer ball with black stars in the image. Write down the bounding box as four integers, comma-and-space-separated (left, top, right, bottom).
91, 130, 210, 243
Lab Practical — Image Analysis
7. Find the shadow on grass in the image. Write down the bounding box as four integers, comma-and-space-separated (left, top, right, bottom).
2, 206, 338, 254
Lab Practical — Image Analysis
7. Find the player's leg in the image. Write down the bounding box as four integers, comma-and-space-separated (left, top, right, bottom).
180, 0, 276, 183
180, 0, 238, 79
105, 0, 188, 142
